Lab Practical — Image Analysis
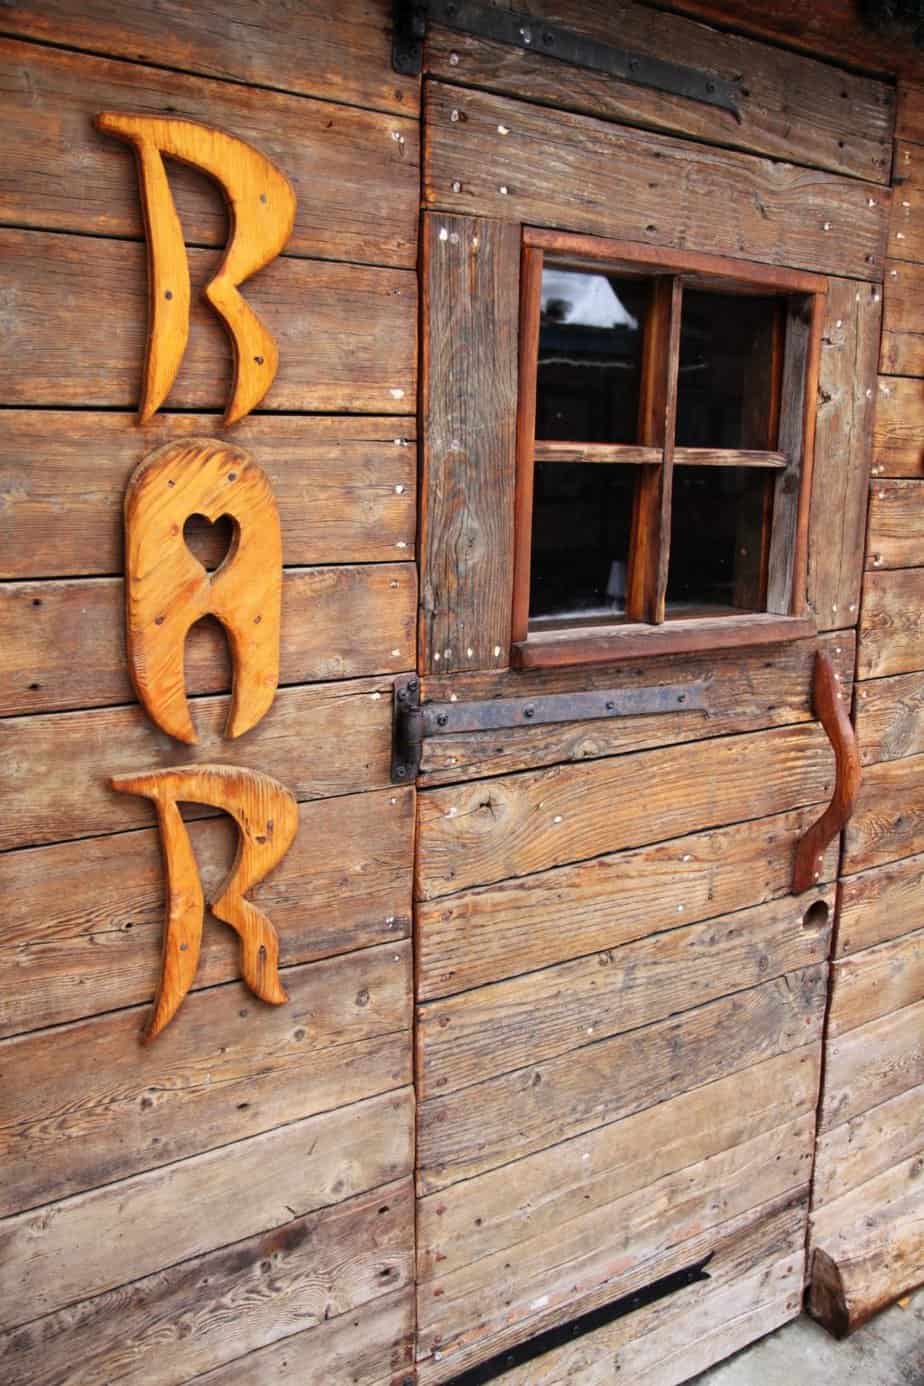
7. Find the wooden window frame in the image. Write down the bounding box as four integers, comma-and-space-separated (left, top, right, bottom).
512, 228, 826, 670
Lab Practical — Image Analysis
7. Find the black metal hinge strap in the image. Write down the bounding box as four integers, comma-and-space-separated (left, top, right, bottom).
392, 0, 743, 119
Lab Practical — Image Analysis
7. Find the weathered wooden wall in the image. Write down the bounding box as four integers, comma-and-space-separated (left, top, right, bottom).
808, 77, 924, 1337
0, 6, 419, 1384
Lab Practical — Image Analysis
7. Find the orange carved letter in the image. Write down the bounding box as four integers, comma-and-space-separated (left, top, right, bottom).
94, 113, 296, 425
124, 438, 282, 744
111, 765, 299, 1041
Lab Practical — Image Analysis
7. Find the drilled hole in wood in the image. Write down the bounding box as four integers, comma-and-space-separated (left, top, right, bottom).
802, 899, 830, 930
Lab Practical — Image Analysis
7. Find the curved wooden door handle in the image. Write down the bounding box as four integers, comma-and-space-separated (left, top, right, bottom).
793, 650, 862, 892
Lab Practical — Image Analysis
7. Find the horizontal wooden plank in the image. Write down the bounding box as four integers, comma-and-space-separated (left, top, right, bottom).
0, 1087, 413, 1328
192, 1286, 414, 1386
890, 141, 924, 265
425, 2, 892, 182
418, 808, 838, 1001
418, 964, 826, 1191
828, 928, 924, 1037
0, 413, 415, 579
0, 674, 396, 851
837, 851, 924, 956
417, 723, 835, 900
423, 84, 889, 281
898, 84, 924, 143
881, 259, 924, 376
855, 670, 924, 764
0, 563, 416, 716
0, 785, 412, 1040
820, 997, 924, 1130
0, 38, 417, 268
809, 1151, 924, 1335
418, 890, 832, 1099
0, 943, 412, 1217
420, 633, 854, 785
809, 279, 881, 629
814, 1084, 924, 1207
0, 229, 416, 412
418, 1113, 811, 1364
873, 375, 924, 477
418, 1045, 817, 1283
417, 1187, 807, 1384
844, 752, 924, 874
0, 1175, 414, 1386
858, 568, 924, 678
867, 479, 924, 569
0, 0, 418, 116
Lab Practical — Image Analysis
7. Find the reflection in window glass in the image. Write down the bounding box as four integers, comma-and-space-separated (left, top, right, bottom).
536, 268, 648, 443
529, 462, 636, 625
676, 291, 780, 450
667, 466, 772, 615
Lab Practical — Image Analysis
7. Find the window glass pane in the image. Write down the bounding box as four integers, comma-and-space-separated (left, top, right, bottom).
529, 462, 636, 625
536, 268, 648, 443
676, 291, 780, 449
667, 466, 773, 615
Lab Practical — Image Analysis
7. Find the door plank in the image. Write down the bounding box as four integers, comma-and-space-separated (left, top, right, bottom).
867, 478, 924, 569
837, 851, 924, 956
855, 670, 924, 764
890, 141, 924, 265
819, 997, 924, 1129
844, 752, 924, 873
417, 723, 835, 899
873, 376, 924, 477
828, 928, 924, 1036
881, 258, 924, 376
858, 568, 924, 678
423, 84, 888, 281
814, 1083, 924, 1207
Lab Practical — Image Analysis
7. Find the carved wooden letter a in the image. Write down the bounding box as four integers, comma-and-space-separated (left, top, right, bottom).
95, 113, 297, 425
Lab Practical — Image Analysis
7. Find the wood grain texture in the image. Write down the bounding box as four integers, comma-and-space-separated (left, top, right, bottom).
124, 439, 281, 740
855, 669, 924, 764
827, 928, 924, 1038
0, 38, 417, 269
814, 1083, 924, 1207
423, 0, 893, 181
418, 632, 854, 784
808, 280, 881, 628
111, 765, 298, 1040
819, 997, 924, 1129
858, 567, 924, 678
898, 84, 924, 143
837, 851, 924, 956
0, 0, 418, 116
0, 1176, 414, 1386
419, 213, 519, 674
0, 947, 412, 1217
423, 84, 889, 281
418, 965, 826, 1191
417, 723, 835, 899
0, 785, 412, 1040
512, 614, 817, 670
0, 565, 416, 717
867, 478, 924, 569
792, 652, 861, 892
418, 808, 839, 1001
95, 112, 297, 424
890, 140, 924, 265
882, 259, 924, 377
417, 890, 832, 1099
0, 229, 416, 412
873, 375, 924, 477
0, 676, 396, 851
845, 752, 924, 873
0, 412, 416, 579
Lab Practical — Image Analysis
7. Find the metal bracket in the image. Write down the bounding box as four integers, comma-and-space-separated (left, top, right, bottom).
392, 0, 742, 118
391, 673, 707, 781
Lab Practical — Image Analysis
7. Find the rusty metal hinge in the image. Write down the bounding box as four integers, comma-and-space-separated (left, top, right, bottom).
391, 673, 707, 782
392, 0, 743, 118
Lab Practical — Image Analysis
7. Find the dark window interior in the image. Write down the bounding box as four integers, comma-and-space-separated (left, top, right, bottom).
667, 466, 772, 614
529, 462, 635, 624
675, 290, 780, 450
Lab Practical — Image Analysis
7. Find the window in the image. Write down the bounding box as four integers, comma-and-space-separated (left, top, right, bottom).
512, 230, 825, 669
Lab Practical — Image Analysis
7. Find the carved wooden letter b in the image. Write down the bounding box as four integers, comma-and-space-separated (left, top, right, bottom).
111, 765, 299, 1041
95, 112, 297, 425
125, 438, 282, 744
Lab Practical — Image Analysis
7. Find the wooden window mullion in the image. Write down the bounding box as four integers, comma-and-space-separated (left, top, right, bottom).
626, 276, 683, 624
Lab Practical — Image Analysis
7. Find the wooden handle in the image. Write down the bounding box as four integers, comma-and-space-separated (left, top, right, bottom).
792, 650, 862, 892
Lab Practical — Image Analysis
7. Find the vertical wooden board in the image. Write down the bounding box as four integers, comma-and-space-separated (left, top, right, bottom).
814, 1083, 924, 1206
423, 84, 889, 280
881, 259, 924, 377
890, 141, 924, 265
0, 1178, 415, 1386
857, 568, 924, 679
0, 786, 413, 1040
423, 1, 893, 181
809, 280, 881, 629
420, 213, 520, 673
873, 376, 924, 477
0, 0, 419, 117
837, 851, 924, 956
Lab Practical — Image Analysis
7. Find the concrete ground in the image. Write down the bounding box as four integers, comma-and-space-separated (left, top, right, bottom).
691, 1288, 924, 1385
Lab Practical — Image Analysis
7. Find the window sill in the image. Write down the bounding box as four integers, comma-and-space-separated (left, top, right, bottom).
511, 613, 817, 670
